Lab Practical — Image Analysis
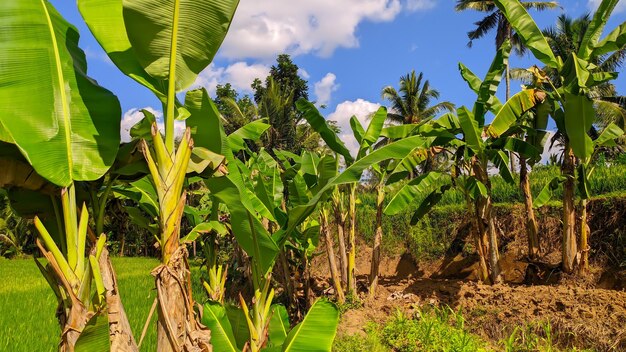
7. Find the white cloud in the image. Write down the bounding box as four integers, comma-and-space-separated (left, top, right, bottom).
220, 0, 406, 59
327, 99, 381, 155
121, 108, 185, 143
194, 62, 270, 96
298, 68, 311, 80
314, 73, 340, 107
406, 0, 437, 11
588, 0, 626, 13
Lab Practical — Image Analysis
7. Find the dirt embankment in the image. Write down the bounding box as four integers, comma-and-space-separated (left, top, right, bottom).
312, 197, 626, 350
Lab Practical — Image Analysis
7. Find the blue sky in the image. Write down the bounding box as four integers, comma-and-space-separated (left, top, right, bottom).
52, 0, 625, 150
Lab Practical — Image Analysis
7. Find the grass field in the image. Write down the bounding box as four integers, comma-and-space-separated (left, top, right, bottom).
0, 257, 175, 351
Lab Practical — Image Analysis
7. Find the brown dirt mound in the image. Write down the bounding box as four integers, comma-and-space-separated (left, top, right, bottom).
312, 196, 626, 350
328, 276, 626, 351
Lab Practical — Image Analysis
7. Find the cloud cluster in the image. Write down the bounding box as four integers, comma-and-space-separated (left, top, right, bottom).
220, 0, 411, 59
314, 73, 340, 107
194, 62, 271, 96
406, 0, 437, 11
121, 108, 185, 143
327, 99, 382, 155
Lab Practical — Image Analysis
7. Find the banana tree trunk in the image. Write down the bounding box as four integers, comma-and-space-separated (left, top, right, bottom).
36, 240, 138, 351
154, 247, 212, 351
579, 198, 590, 275
334, 207, 348, 288
142, 128, 212, 351
562, 146, 578, 274
368, 184, 384, 298
473, 160, 501, 284
321, 210, 345, 304
347, 185, 357, 296
100, 249, 138, 351
520, 157, 540, 260
464, 195, 489, 282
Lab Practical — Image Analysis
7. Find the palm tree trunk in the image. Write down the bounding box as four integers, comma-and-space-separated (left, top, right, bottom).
520, 157, 540, 260
321, 209, 344, 304
368, 184, 385, 299
562, 145, 578, 274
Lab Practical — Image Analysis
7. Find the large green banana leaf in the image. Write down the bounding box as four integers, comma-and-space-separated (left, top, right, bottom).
281, 300, 339, 352
228, 119, 271, 153
78, 0, 166, 100
457, 107, 483, 154
297, 99, 354, 163
122, 0, 239, 91
208, 175, 280, 275
595, 123, 624, 147
473, 40, 510, 124
533, 176, 566, 208
592, 21, 626, 57
493, 0, 559, 69
0, 1, 121, 187
458, 63, 503, 115
74, 311, 110, 352
225, 304, 251, 350
384, 172, 448, 215
487, 89, 540, 138
286, 135, 427, 235
578, 0, 620, 58
358, 106, 388, 156
564, 93, 595, 160
350, 116, 366, 145
268, 304, 290, 348
202, 301, 239, 352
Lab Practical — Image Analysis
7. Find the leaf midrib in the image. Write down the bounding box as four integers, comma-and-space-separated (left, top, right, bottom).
41, 0, 73, 178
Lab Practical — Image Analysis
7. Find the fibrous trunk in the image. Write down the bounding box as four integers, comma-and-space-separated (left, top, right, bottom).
562, 146, 577, 274
368, 184, 384, 298
473, 160, 501, 284
321, 210, 345, 304
465, 195, 489, 282
142, 127, 212, 351
36, 241, 138, 351
347, 185, 357, 296
520, 157, 540, 260
579, 198, 590, 274
333, 204, 348, 288
154, 247, 212, 352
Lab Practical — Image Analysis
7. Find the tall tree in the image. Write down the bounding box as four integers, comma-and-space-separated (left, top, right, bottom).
253, 54, 317, 153
381, 70, 455, 125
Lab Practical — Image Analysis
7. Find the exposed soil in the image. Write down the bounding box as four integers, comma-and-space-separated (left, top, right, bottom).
312, 197, 626, 351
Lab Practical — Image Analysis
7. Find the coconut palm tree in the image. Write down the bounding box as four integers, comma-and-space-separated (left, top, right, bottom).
381, 70, 455, 125
455, 0, 560, 98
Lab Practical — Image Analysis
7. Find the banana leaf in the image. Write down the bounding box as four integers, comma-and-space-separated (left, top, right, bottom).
281, 300, 339, 352
0, 0, 121, 187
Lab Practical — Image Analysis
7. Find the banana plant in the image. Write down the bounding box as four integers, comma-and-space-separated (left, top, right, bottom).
493, 0, 626, 273
384, 42, 546, 284
79, 0, 240, 349
294, 100, 434, 298
0, 1, 137, 350
297, 101, 390, 296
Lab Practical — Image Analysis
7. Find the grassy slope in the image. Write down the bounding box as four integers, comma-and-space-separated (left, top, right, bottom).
0, 257, 166, 351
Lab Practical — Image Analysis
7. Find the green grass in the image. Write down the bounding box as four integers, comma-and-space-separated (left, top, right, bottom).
0, 256, 210, 351
333, 307, 487, 352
